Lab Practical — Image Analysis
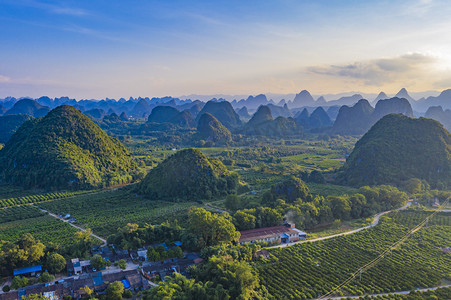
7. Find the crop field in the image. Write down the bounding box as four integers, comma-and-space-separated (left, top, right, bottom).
0, 213, 81, 246
0, 205, 45, 223
0, 190, 92, 208
0, 183, 44, 199
256, 210, 451, 299
38, 188, 199, 237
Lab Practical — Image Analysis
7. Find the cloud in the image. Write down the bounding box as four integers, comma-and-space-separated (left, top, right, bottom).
0, 75, 11, 83
307, 53, 437, 85
405, 0, 435, 17
11, 0, 89, 17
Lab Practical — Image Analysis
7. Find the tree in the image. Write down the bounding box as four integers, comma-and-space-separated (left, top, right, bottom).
309, 170, 325, 184
329, 196, 351, 221
11, 276, 30, 289
188, 208, 239, 248
118, 259, 127, 270
46, 253, 66, 274
83, 285, 93, 298
233, 211, 256, 230
38, 272, 55, 283
192, 255, 263, 299
90, 254, 107, 270
270, 177, 310, 203
173, 247, 184, 259
143, 273, 229, 300
19, 234, 46, 263
146, 248, 160, 262
73, 229, 94, 257
255, 207, 283, 228
225, 194, 240, 210
106, 281, 124, 300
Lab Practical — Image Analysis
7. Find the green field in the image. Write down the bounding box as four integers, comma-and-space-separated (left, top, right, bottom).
0, 205, 45, 223
255, 210, 451, 299
0, 183, 45, 199
38, 187, 199, 237
0, 212, 81, 247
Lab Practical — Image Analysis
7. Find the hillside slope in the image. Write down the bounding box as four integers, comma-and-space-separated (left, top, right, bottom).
197, 113, 232, 145
197, 101, 242, 129
4, 99, 50, 117
0, 105, 138, 189
136, 149, 239, 200
0, 115, 33, 143
338, 114, 451, 188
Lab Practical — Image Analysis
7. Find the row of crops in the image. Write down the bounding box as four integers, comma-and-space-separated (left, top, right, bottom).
0, 205, 44, 224
382, 209, 451, 228
38, 189, 198, 237
0, 190, 93, 208
256, 210, 451, 299
0, 215, 80, 246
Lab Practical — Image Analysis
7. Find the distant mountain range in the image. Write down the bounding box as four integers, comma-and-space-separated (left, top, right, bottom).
1, 88, 451, 140
1, 88, 449, 119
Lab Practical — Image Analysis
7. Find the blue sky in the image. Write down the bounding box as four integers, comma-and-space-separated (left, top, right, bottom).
1, 0, 451, 99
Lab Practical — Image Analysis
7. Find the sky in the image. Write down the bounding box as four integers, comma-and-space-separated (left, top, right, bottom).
1, 0, 451, 99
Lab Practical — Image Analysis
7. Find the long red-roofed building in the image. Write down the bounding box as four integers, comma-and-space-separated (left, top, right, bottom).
239, 223, 307, 245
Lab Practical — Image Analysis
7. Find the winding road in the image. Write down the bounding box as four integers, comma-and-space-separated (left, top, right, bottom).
269, 200, 412, 249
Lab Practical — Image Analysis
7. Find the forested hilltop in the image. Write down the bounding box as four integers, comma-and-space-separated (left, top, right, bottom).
0, 105, 140, 190
136, 148, 241, 200
338, 114, 451, 188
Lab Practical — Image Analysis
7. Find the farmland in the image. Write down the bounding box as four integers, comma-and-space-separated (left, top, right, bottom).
255, 210, 451, 299
0, 212, 81, 247
38, 187, 199, 237
0, 205, 44, 223
0, 190, 92, 208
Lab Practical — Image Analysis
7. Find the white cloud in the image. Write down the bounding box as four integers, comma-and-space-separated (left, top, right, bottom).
307, 53, 437, 85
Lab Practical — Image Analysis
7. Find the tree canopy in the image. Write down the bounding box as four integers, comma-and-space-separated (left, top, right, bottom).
0, 105, 140, 189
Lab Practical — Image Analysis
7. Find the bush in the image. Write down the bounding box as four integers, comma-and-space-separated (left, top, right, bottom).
123, 290, 133, 298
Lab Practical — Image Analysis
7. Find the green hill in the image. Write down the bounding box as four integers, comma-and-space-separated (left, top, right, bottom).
244, 106, 300, 137
0, 105, 139, 189
196, 101, 242, 129
197, 113, 232, 145
136, 149, 239, 201
148, 106, 180, 123
338, 114, 451, 188
247, 105, 273, 127
4, 99, 50, 117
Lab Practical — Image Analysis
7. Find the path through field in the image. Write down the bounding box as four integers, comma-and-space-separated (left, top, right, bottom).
36, 207, 107, 246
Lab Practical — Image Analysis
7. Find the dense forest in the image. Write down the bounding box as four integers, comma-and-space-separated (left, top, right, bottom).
338, 114, 451, 189
0, 105, 141, 189
136, 149, 242, 200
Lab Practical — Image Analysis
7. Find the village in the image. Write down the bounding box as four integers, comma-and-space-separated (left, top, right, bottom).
0, 223, 307, 299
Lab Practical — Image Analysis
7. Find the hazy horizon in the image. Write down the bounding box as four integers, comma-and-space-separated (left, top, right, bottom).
1, 0, 451, 99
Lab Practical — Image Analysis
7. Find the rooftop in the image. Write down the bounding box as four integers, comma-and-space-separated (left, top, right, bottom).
13, 265, 42, 276
239, 226, 306, 243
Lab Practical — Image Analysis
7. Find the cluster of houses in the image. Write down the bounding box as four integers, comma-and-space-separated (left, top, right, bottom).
1, 269, 147, 300
1, 242, 203, 300
0, 223, 306, 299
